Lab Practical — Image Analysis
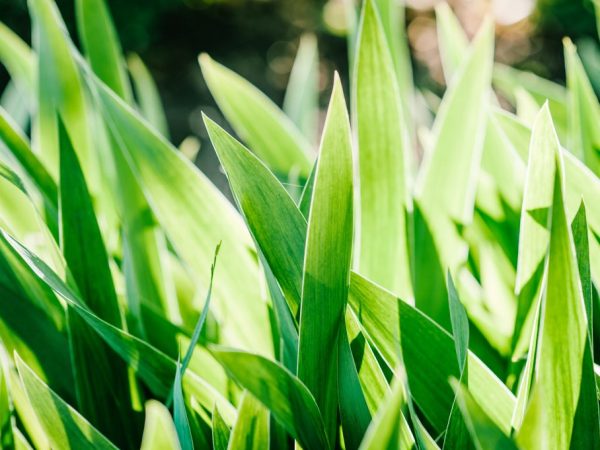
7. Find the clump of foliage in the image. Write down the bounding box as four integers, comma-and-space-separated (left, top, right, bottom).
0, 0, 599, 449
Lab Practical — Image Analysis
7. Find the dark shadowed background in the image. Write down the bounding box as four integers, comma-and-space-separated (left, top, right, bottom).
2, 0, 599, 190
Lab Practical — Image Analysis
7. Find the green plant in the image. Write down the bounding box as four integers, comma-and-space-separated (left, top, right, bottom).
0, 0, 599, 448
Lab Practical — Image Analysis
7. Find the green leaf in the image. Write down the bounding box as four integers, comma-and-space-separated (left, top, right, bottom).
569, 203, 600, 450
140, 401, 181, 450
516, 106, 588, 450
127, 53, 170, 138
283, 34, 319, 143
354, 0, 412, 298
443, 273, 472, 450
210, 347, 328, 450
348, 273, 516, 434
435, 2, 469, 82
76, 0, 176, 331
262, 255, 298, 372
450, 380, 518, 450
493, 63, 568, 141
89, 75, 273, 355
448, 273, 469, 373
75, 0, 132, 103
212, 407, 231, 450
227, 392, 269, 450
6, 366, 50, 450
204, 116, 305, 316
413, 20, 493, 327
199, 53, 312, 178
373, 0, 414, 148
58, 119, 136, 446
15, 354, 118, 450
180, 243, 220, 374
0, 106, 58, 217
0, 22, 35, 103
173, 359, 193, 450
512, 102, 557, 356
0, 229, 237, 424
564, 38, 600, 176
338, 327, 371, 450
58, 118, 120, 327
358, 376, 414, 450
297, 74, 353, 446
29, 0, 96, 186
414, 17, 493, 245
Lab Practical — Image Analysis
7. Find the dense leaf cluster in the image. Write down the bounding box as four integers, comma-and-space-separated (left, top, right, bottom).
0, 0, 599, 449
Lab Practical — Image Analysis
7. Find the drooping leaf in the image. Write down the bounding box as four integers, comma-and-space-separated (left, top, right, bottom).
200, 54, 312, 178
140, 400, 181, 450
15, 354, 118, 450
348, 273, 516, 434
297, 75, 353, 446
210, 347, 328, 450
354, 0, 411, 298
0, 229, 237, 424
89, 74, 273, 356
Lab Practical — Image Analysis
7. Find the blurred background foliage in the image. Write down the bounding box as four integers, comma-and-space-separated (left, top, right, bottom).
1, 0, 600, 184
